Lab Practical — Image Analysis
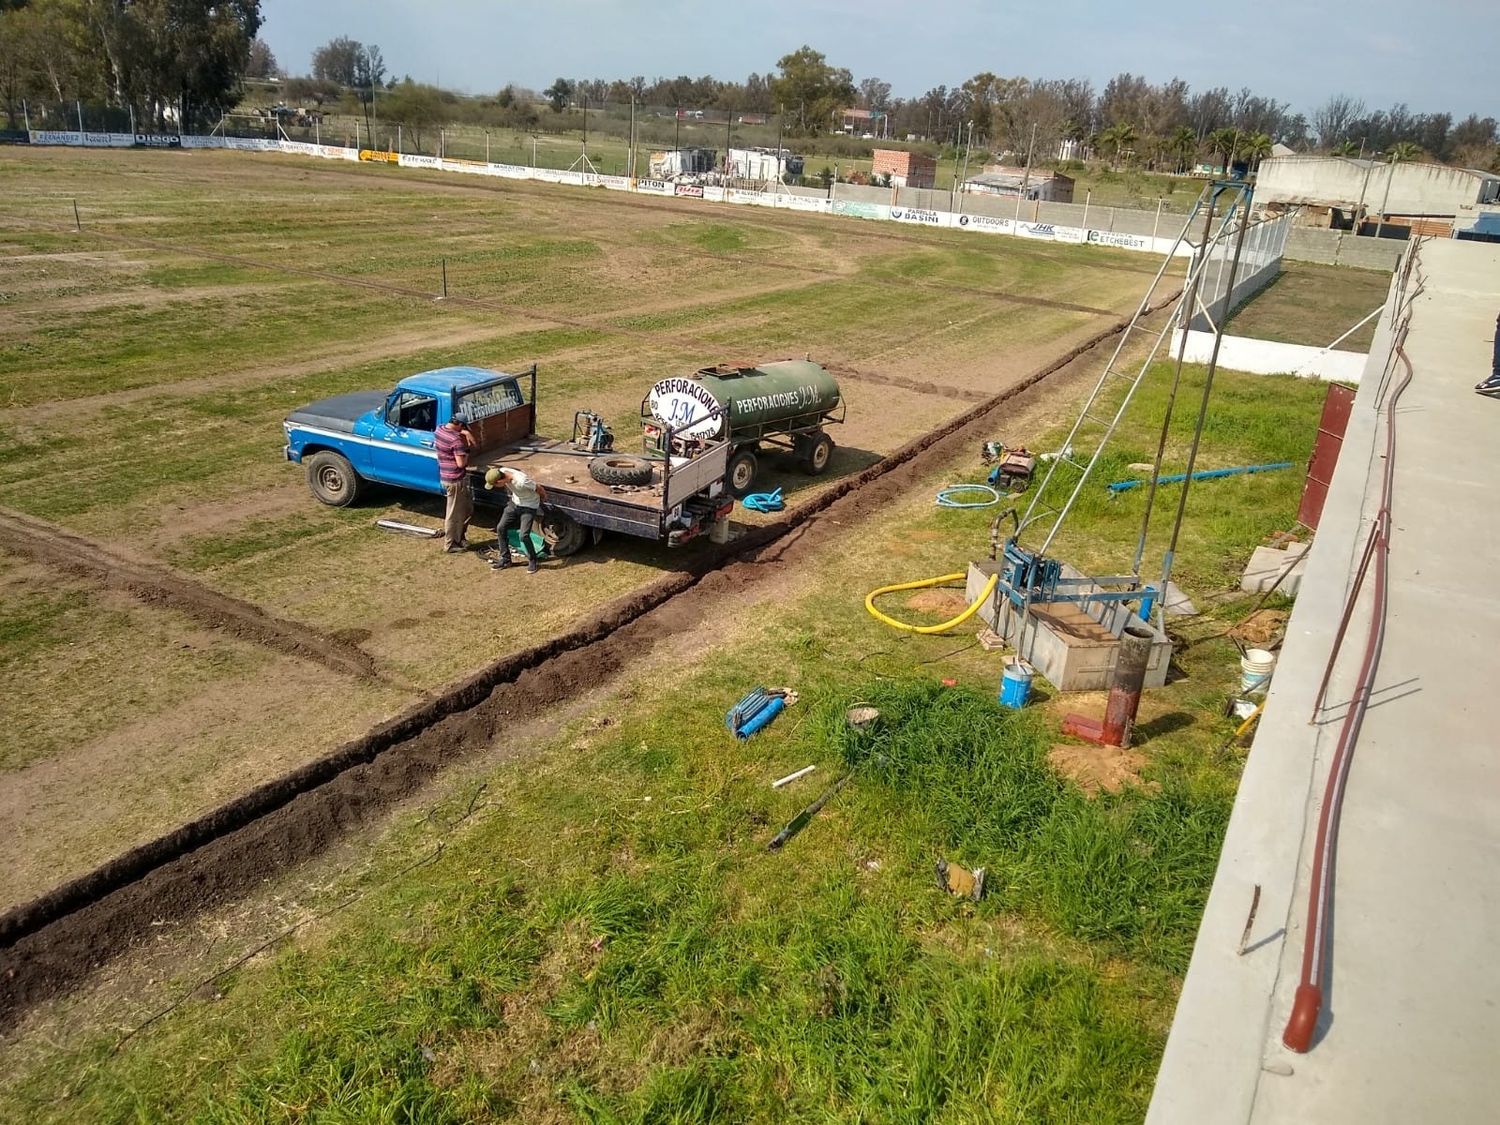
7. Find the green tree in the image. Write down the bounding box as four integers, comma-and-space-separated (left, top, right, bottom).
1097, 122, 1138, 168
1168, 125, 1198, 172
543, 77, 572, 113
384, 78, 443, 151
770, 45, 854, 135
1241, 131, 1273, 171
1208, 127, 1240, 170
1387, 140, 1421, 163
246, 36, 277, 80
311, 36, 361, 86
1331, 139, 1361, 157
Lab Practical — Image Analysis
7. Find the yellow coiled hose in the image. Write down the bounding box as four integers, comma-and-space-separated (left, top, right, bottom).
864, 571, 999, 635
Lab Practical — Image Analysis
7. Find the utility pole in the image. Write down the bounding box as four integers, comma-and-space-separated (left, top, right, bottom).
725, 113, 732, 176
956, 120, 975, 214
628, 95, 636, 178
675, 107, 680, 155
775, 104, 785, 189
1015, 121, 1038, 221
1374, 154, 1397, 239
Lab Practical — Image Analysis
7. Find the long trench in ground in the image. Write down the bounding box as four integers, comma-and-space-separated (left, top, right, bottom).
0, 298, 1175, 1029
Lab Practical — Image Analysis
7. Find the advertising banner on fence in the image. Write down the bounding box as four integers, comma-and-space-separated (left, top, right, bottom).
89, 132, 136, 147
674, 183, 705, 198
491, 164, 531, 179
30, 131, 83, 146
359, 148, 399, 163
440, 158, 488, 174
832, 199, 890, 221
1086, 229, 1150, 251
222, 137, 280, 151
1054, 226, 1087, 244
1014, 222, 1058, 241
726, 188, 772, 206
131, 133, 178, 148
398, 153, 442, 169
955, 213, 1013, 234
702, 186, 725, 202
889, 206, 947, 227
634, 178, 672, 194
776, 194, 830, 213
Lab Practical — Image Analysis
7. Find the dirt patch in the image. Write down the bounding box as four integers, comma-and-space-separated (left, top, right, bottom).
906, 589, 970, 615
0, 506, 388, 685
1047, 742, 1151, 796
1230, 609, 1288, 647
0, 295, 1176, 1029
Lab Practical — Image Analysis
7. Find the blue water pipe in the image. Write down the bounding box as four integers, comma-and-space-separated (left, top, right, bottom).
741, 487, 784, 513
1106, 461, 1294, 495
936, 483, 1003, 508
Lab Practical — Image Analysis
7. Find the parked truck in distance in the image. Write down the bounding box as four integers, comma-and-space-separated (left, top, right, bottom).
641, 359, 844, 495
283, 365, 735, 553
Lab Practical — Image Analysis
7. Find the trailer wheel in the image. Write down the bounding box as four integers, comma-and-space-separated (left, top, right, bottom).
802, 432, 835, 475
727, 449, 758, 497
305, 451, 362, 507
542, 510, 588, 557
588, 455, 654, 487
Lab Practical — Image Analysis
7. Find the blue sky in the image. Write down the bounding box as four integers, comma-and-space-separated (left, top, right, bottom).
260, 0, 1499, 119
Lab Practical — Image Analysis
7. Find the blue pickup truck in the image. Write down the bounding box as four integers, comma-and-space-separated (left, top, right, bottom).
283, 365, 735, 553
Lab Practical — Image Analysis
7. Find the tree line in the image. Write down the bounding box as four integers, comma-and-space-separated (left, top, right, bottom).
0, 0, 263, 130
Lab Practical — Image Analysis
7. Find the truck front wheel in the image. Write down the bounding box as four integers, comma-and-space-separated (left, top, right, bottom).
542, 510, 588, 557
305, 451, 362, 507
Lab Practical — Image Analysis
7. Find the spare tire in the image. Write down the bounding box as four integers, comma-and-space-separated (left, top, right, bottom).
589, 455, 654, 487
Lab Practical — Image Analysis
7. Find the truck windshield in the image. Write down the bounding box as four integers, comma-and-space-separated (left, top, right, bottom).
457, 380, 524, 421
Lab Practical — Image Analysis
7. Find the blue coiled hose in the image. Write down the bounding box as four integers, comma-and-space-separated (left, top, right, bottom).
935, 483, 1002, 508
742, 487, 784, 513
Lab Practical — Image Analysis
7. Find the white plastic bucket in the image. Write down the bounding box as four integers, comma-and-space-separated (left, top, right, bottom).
1240, 648, 1276, 693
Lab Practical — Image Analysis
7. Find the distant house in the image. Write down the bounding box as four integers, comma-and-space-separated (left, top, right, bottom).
726, 146, 804, 180
737, 113, 768, 126
649, 147, 718, 178
839, 107, 888, 139
966, 166, 1075, 203
872, 149, 937, 189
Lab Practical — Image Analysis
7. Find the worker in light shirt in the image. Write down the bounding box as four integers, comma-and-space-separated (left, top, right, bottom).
484, 465, 547, 574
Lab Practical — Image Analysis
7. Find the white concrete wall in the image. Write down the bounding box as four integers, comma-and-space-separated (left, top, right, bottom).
1258, 156, 1498, 219
1172, 330, 1368, 382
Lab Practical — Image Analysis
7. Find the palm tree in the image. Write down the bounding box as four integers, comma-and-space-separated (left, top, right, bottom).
1097, 123, 1138, 169
1208, 128, 1240, 172
1387, 140, 1422, 163
1331, 139, 1360, 158
1168, 125, 1197, 174
1241, 132, 1273, 173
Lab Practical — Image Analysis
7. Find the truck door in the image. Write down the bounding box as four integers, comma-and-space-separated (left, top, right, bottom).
358, 390, 442, 492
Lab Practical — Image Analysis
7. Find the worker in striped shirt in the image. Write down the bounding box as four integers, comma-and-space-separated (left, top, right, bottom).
435, 411, 475, 552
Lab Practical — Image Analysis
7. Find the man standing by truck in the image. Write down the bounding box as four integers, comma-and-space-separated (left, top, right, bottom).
435, 411, 474, 552
484, 465, 547, 574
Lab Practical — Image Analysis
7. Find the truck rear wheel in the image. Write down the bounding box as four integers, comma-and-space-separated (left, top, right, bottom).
727, 449, 758, 497
589, 455, 654, 487
305, 450, 362, 507
801, 432, 835, 475
542, 510, 588, 557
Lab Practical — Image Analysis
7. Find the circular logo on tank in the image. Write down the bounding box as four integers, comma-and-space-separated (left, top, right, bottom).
647, 378, 726, 440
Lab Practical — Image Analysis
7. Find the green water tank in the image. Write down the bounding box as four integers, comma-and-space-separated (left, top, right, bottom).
646, 360, 841, 441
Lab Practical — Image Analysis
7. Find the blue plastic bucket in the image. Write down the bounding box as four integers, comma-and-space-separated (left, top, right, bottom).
999, 660, 1034, 710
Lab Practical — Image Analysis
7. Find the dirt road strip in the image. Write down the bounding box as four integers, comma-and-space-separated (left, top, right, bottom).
0, 294, 1177, 1030
0, 508, 394, 686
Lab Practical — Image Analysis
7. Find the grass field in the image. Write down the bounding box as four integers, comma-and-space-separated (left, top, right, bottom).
0, 354, 1329, 1121
0, 145, 1162, 912
1225, 260, 1391, 350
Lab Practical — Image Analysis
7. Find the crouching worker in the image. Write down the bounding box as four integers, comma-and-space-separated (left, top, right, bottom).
484, 465, 547, 574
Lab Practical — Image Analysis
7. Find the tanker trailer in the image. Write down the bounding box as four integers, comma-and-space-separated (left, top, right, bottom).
639, 359, 845, 496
